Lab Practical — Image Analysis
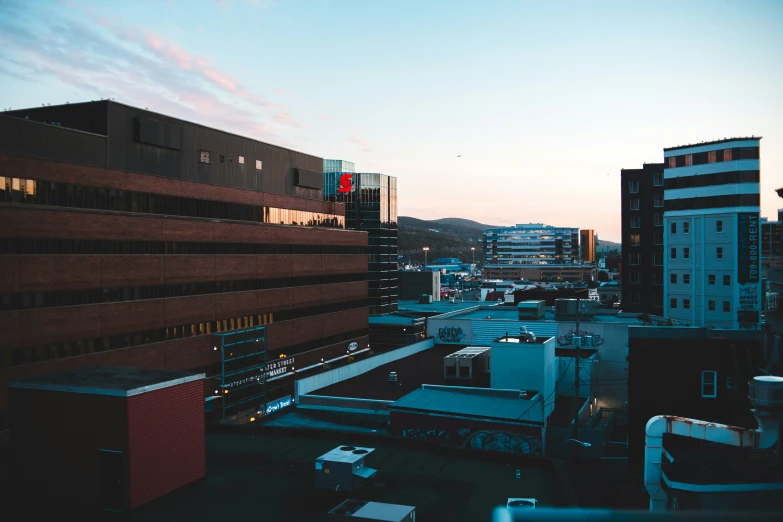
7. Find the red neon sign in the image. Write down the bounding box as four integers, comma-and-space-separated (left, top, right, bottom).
337, 173, 353, 193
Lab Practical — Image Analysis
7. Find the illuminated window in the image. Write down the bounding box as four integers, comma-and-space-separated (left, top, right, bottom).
723, 149, 732, 161
684, 155, 692, 166
708, 151, 717, 163
631, 234, 640, 246
256, 160, 263, 171
668, 157, 676, 169
238, 156, 245, 165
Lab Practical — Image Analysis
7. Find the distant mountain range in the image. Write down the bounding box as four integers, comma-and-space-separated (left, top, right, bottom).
398, 216, 619, 262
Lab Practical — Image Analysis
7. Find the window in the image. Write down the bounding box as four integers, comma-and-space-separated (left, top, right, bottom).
629, 180, 639, 193
653, 172, 663, 186
684, 154, 693, 166
629, 252, 641, 265
654, 273, 663, 285
630, 272, 641, 284
708, 151, 717, 163
716, 220, 723, 233
670, 273, 678, 284
654, 231, 663, 245
630, 198, 640, 210
716, 247, 723, 260
683, 247, 690, 259
708, 274, 716, 285
683, 222, 690, 234
629, 291, 641, 304
671, 247, 677, 259
653, 252, 663, 266
724, 149, 732, 161
670, 298, 677, 309
631, 234, 640, 246
630, 215, 641, 228
238, 156, 245, 165
668, 157, 676, 169
723, 301, 731, 312
683, 298, 690, 309
219, 154, 225, 164
653, 194, 663, 207
654, 213, 663, 226
708, 300, 716, 311
671, 222, 677, 234
702, 371, 717, 398
683, 274, 690, 284
723, 275, 731, 286
256, 160, 263, 171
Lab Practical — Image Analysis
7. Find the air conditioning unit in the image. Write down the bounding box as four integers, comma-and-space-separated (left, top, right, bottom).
315, 446, 377, 492
328, 499, 416, 521
507, 498, 537, 510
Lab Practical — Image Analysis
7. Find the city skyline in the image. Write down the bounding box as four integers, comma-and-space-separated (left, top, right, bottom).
1, 0, 782, 242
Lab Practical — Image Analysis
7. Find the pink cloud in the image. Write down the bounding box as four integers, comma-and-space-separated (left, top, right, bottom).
274, 112, 307, 128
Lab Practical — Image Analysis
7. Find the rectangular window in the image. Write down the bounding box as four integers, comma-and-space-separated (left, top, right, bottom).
723, 301, 731, 312
671, 222, 677, 234
716, 220, 723, 233
630, 215, 641, 228
683, 222, 690, 234
723, 275, 731, 286
683, 273, 690, 284
683, 247, 690, 259
653, 172, 663, 186
684, 155, 693, 166
653, 252, 663, 266
670, 273, 677, 284
654, 231, 663, 245
654, 213, 663, 226
702, 371, 717, 398
629, 180, 639, 193
219, 154, 225, 164
708, 300, 716, 311
670, 298, 677, 309
654, 273, 663, 285
653, 194, 663, 207
631, 234, 640, 246
629, 253, 641, 265
238, 156, 245, 165
256, 160, 263, 171
668, 157, 676, 169
708, 151, 717, 163
708, 274, 716, 285
629, 290, 641, 304
723, 149, 732, 161
683, 298, 690, 309
630, 198, 640, 210
671, 247, 677, 259
630, 272, 641, 284
717, 247, 723, 259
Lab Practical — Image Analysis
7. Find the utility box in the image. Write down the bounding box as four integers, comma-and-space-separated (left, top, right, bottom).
444, 346, 490, 380
9, 366, 205, 513
329, 499, 416, 522
315, 445, 377, 492
517, 300, 546, 320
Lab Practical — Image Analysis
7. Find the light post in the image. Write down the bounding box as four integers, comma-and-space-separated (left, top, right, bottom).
471, 247, 475, 265
423, 246, 429, 268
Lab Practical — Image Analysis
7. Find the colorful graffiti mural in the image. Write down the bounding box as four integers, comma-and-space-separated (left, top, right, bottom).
557, 328, 605, 347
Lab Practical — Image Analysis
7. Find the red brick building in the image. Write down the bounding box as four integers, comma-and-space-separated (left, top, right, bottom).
0, 101, 369, 429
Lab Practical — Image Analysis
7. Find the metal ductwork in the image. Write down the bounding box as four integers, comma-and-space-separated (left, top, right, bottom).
644, 376, 783, 511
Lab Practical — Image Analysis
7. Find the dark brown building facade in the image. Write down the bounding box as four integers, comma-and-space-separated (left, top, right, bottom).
0, 101, 370, 428
621, 162, 665, 316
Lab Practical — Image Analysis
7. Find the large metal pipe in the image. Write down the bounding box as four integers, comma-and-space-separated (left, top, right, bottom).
644, 376, 783, 511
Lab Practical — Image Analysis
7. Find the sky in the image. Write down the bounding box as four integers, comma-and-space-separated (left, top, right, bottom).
1, 0, 782, 242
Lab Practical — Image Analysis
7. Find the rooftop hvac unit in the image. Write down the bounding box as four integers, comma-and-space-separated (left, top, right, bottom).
507, 498, 537, 510
315, 446, 377, 492
328, 499, 416, 521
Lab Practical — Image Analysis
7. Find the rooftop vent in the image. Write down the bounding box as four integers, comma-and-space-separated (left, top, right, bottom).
388, 371, 398, 383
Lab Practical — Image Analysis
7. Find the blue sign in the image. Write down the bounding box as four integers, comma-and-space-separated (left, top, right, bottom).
265, 395, 293, 416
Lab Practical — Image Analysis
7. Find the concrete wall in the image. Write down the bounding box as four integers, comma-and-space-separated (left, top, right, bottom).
556, 321, 630, 409
294, 338, 434, 400
490, 337, 556, 419
426, 317, 474, 344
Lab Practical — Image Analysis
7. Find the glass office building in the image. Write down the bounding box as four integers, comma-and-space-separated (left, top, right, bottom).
325, 162, 398, 314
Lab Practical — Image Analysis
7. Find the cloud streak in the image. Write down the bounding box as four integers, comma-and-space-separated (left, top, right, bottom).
0, 1, 294, 144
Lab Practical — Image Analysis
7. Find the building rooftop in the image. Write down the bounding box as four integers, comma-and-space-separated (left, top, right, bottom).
390, 386, 543, 425
663, 136, 762, 152
368, 314, 425, 326
8, 366, 202, 397
314, 345, 489, 401
397, 300, 489, 316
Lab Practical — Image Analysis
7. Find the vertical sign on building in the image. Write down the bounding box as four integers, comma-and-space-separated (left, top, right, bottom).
737, 212, 760, 327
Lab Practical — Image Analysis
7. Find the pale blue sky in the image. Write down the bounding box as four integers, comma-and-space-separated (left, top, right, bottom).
1, 0, 781, 241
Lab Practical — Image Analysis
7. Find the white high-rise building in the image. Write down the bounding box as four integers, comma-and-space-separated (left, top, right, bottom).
663, 137, 762, 328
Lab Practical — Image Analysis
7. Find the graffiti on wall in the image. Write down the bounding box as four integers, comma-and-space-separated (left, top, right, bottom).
557, 328, 604, 347
400, 426, 541, 455
438, 326, 465, 343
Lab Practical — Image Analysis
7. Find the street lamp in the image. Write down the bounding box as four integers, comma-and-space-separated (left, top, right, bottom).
557, 438, 591, 457
423, 247, 429, 268
471, 247, 475, 265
